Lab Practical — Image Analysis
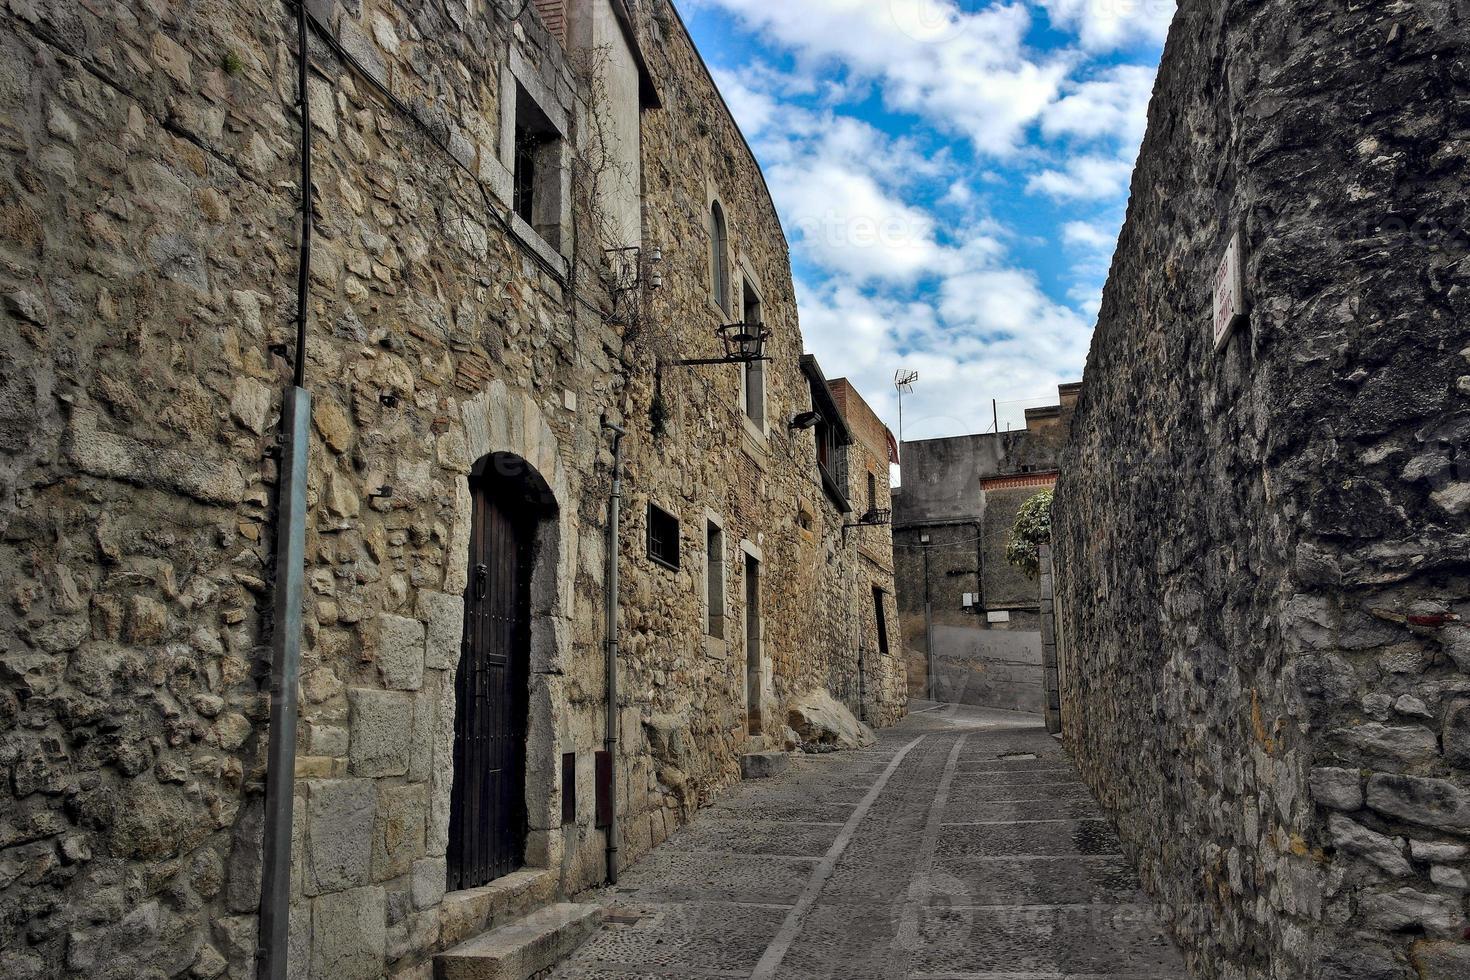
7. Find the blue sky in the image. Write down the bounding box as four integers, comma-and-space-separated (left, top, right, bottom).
676, 0, 1174, 441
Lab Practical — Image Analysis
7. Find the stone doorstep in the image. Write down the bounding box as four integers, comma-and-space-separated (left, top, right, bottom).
438, 868, 560, 949
741, 750, 791, 779
434, 902, 602, 980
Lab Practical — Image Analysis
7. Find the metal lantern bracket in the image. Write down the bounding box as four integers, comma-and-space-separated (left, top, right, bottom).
606, 244, 663, 296
672, 321, 771, 368
843, 508, 892, 531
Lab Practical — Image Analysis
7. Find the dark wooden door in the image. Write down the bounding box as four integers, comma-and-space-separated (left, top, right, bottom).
448, 480, 531, 891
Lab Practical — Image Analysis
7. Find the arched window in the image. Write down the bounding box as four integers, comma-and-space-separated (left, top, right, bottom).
710, 201, 729, 312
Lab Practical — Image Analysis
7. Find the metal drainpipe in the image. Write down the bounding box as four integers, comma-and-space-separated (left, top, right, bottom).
922, 537, 935, 702
258, 5, 312, 976
602, 417, 625, 884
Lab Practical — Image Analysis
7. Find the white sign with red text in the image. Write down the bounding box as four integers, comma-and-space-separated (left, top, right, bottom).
1213, 231, 1246, 350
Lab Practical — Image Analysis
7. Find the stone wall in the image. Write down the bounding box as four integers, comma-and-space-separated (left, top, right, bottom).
1053, 1, 1470, 978
829, 378, 903, 722
893, 391, 1072, 712
0, 0, 906, 977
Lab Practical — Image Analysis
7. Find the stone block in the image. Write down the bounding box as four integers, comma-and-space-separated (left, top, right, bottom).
411, 856, 446, 909
1410, 840, 1468, 862
310, 885, 385, 980
305, 779, 374, 896
1332, 723, 1438, 762
373, 783, 426, 882
1327, 814, 1410, 876
419, 591, 464, 670
1358, 888, 1463, 934
740, 750, 790, 780
1412, 939, 1470, 979
1441, 699, 1470, 767
349, 689, 413, 777
1310, 767, 1364, 811
378, 614, 426, 691
1367, 774, 1470, 833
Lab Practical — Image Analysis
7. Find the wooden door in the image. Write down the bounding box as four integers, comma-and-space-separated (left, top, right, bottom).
448, 480, 531, 891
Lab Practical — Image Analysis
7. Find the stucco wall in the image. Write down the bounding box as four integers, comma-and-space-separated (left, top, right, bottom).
1053, 1, 1470, 978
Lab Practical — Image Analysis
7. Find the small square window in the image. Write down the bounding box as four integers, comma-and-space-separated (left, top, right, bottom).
647, 503, 680, 570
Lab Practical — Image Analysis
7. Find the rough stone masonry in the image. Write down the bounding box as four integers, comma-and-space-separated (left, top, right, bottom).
0, 0, 906, 977
1053, 1, 1470, 978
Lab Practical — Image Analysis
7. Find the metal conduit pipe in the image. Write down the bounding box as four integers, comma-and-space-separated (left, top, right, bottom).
601, 417, 626, 884
257, 3, 313, 977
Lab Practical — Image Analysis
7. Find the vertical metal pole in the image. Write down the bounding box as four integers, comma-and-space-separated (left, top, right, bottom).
602, 420, 624, 884
1039, 544, 1061, 734
922, 541, 935, 702
259, 7, 312, 974
258, 386, 310, 980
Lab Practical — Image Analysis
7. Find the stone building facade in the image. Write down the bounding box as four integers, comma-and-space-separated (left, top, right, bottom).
893, 383, 1077, 713
827, 377, 903, 721
1052, 1, 1470, 978
0, 0, 906, 977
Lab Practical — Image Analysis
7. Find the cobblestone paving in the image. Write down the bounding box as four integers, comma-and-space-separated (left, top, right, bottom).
553, 702, 1189, 979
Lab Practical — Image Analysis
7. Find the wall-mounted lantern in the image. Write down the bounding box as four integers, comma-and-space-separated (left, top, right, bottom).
788, 411, 822, 432
670, 321, 771, 368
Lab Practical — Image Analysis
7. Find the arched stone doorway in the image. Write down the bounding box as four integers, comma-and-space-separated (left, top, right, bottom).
447, 452, 558, 890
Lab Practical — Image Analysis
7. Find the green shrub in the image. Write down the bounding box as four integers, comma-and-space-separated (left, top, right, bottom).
1004, 488, 1053, 580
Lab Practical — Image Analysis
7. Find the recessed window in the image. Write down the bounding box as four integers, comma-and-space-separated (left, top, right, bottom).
710, 201, 729, 312
741, 279, 765, 426
561, 752, 576, 824
513, 83, 565, 249
647, 503, 680, 570
873, 586, 890, 656
706, 522, 725, 639
867, 471, 877, 512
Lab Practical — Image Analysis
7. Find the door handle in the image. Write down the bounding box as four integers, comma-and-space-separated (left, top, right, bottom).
474, 563, 488, 600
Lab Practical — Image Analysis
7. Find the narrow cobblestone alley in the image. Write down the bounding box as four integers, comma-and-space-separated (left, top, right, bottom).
553, 703, 1188, 979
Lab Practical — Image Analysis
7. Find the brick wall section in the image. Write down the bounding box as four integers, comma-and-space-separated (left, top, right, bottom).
533, 0, 567, 45
829, 378, 894, 469
1053, 1, 1470, 978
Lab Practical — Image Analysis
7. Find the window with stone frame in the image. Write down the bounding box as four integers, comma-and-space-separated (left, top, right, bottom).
740, 278, 765, 426
873, 586, 890, 655
705, 521, 725, 639
647, 503, 680, 570
710, 201, 730, 313
512, 82, 566, 250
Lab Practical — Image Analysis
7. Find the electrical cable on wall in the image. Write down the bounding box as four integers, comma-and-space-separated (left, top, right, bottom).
292, 0, 311, 388
286, 0, 601, 300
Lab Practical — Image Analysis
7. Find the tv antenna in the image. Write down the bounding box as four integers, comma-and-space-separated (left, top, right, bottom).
894, 369, 918, 444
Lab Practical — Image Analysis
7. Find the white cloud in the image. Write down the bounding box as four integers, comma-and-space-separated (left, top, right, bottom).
698, 0, 1070, 155
1026, 154, 1135, 200
712, 86, 967, 284
709, 67, 779, 136
1062, 219, 1116, 250
678, 2, 1166, 441
795, 241, 1093, 441
1037, 0, 1177, 51
774, 162, 953, 282
1041, 64, 1155, 145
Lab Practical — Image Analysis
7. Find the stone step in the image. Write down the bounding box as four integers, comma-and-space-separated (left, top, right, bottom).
435, 902, 602, 980
741, 749, 791, 779
438, 868, 559, 949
